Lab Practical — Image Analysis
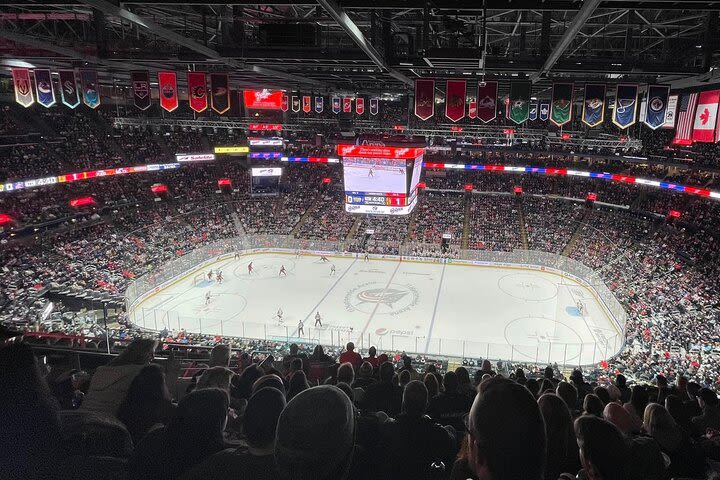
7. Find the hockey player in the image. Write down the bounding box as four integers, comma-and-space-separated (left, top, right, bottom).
368, 167, 374, 178
207, 270, 213, 281
279, 265, 287, 277
205, 291, 211, 305
298, 319, 304, 336
330, 264, 336, 276
320, 255, 329, 263
248, 262, 254, 275
314, 311, 322, 327
216, 270, 223, 284
276, 308, 284, 324
364, 252, 370, 262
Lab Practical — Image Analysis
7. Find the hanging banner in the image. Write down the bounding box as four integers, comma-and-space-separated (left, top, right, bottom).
356, 97, 365, 115
612, 84, 638, 129
369, 97, 379, 116
158, 71, 178, 112
332, 96, 341, 114
291, 95, 300, 112
662, 95, 678, 129
281, 93, 289, 112
343, 97, 352, 113
692, 89, 720, 143
445, 80, 466, 122
33, 69, 56, 108
244, 90, 283, 109
302, 96, 311, 113
582, 83, 606, 127
210, 73, 230, 114
131, 71, 151, 111
187, 72, 208, 113
508, 81, 531, 124
12, 68, 34, 108
414, 79, 435, 120
79, 70, 100, 109
539, 102, 549, 121
477, 81, 498, 123
529, 102, 538, 121
468, 101, 477, 119
59, 70, 80, 109
315, 96, 324, 113
639, 97, 647, 124
643, 85, 670, 130
550, 82, 573, 127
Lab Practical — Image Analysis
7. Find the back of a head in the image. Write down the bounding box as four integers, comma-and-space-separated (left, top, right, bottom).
443, 371, 459, 393
276, 385, 355, 480
290, 357, 303, 372
290, 343, 299, 355
119, 363, 168, 416
615, 374, 626, 388
556, 381, 578, 409
403, 380, 429, 417
379, 361, 394, 382
603, 402, 637, 435
359, 361, 373, 377
538, 393, 575, 480
346, 342, 354, 352
398, 369, 411, 386
368, 346, 376, 357
196, 366, 234, 391
209, 344, 231, 367
469, 377, 546, 480
698, 387, 719, 407
455, 366, 471, 386
584, 394, 605, 417
423, 372, 439, 398
252, 373, 286, 396
110, 338, 156, 366
643, 403, 678, 440
172, 388, 228, 437
244, 387, 286, 449
575, 415, 629, 480
337, 362, 354, 384
544, 366, 554, 379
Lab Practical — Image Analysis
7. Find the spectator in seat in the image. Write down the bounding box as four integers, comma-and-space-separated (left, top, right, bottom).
117, 363, 175, 445
377, 380, 456, 479
252, 373, 286, 396
283, 343, 309, 376
424, 372, 440, 399
365, 361, 402, 415
583, 394, 605, 418
352, 361, 376, 390
81, 338, 157, 416
455, 366, 475, 404
428, 371, 471, 432
538, 393, 580, 480
623, 385, 648, 431
399, 355, 420, 380
286, 370, 310, 402
615, 374, 631, 404
337, 362, 354, 385
339, 342, 362, 369
363, 346, 379, 367
187, 344, 232, 393
180, 387, 285, 480
131, 388, 228, 480
691, 387, 720, 437
643, 403, 706, 478
574, 415, 629, 480
557, 381, 579, 414
465, 376, 545, 480
603, 402, 640, 436
196, 366, 235, 393
275, 385, 355, 480
309, 344, 334, 364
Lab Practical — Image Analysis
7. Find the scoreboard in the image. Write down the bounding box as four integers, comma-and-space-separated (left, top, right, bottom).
338, 145, 424, 215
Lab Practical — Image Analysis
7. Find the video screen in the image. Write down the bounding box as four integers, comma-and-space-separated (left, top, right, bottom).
343, 157, 407, 194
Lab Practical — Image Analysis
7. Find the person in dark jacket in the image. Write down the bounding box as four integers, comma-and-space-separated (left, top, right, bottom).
364, 361, 402, 415
427, 371, 472, 432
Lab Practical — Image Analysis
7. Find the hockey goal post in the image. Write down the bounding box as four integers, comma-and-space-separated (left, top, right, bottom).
192, 272, 207, 286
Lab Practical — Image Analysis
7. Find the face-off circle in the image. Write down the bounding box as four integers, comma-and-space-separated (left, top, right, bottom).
498, 273, 558, 302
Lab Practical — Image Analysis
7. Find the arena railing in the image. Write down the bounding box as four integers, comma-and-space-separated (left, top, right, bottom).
125, 235, 627, 367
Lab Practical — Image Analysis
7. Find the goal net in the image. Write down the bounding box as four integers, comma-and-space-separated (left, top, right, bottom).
192, 272, 207, 286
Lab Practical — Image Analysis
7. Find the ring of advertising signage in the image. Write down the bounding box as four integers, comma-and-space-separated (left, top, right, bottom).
175, 153, 216, 162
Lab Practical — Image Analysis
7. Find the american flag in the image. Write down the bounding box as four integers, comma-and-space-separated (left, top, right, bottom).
673, 93, 698, 144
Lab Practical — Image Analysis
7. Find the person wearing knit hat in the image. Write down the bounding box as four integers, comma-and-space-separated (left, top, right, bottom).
275, 385, 356, 480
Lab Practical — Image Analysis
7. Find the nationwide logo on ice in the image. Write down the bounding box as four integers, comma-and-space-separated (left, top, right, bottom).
344, 282, 419, 315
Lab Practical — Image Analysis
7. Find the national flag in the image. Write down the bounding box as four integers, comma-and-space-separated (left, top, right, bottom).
79, 69, 100, 109
332, 96, 341, 114
33, 69, 56, 108
612, 84, 638, 129
303, 95, 311, 113
643, 85, 670, 130
477, 81, 498, 123
673, 93, 698, 145
369, 97, 379, 115
187, 71, 208, 113
12, 67, 34, 107
445, 80, 466, 122
356, 97, 365, 115
414, 79, 434, 120
315, 96, 324, 113
158, 71, 179, 112
291, 95, 300, 113
131, 71, 151, 110
508, 81, 531, 124
58, 70, 80, 109
550, 82, 573, 127
662, 95, 678, 129
582, 83, 606, 127
210, 73, 230, 114
692, 90, 720, 143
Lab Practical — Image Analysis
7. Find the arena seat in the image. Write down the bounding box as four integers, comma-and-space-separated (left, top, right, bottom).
58, 410, 133, 458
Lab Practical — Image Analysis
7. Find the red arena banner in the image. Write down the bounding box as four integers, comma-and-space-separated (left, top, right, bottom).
336, 144, 424, 159
356, 97, 365, 115
476, 81, 498, 123
12, 67, 34, 107
302, 95, 311, 113
280, 93, 289, 112
468, 101, 477, 119
414, 79, 434, 120
131, 71, 151, 110
187, 71, 207, 113
445, 80, 466, 122
343, 97, 352, 113
243, 89, 283, 109
158, 71, 178, 112
210, 73, 230, 114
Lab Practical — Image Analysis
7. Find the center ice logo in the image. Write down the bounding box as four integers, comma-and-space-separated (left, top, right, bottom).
344, 282, 419, 315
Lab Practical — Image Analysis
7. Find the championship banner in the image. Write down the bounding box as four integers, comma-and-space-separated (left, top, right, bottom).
539, 102, 549, 121
529, 102, 538, 121
445, 80, 466, 122
79, 70, 100, 109
131, 71, 151, 111
468, 101, 477, 119
612, 84, 638, 129
369, 97, 379, 116
11, 68, 34, 108
332, 96, 341, 114
59, 70, 80, 109
356, 97, 365, 115
281, 93, 289, 112
210, 73, 230, 114
302, 96, 311, 113
643, 85, 670, 130
187, 71, 208, 113
158, 71, 178, 112
582, 83, 606, 127
662, 95, 678, 129
414, 79, 435, 120
508, 81, 531, 124
692, 89, 720, 143
314, 96, 323, 113
33, 69, 56, 108
291, 95, 300, 113
343, 97, 352, 113
550, 82, 573, 127
477, 81, 498, 123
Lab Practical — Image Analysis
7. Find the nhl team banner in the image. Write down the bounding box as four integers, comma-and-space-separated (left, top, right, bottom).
291, 95, 300, 113
476, 81, 498, 123
529, 102, 538, 121
692, 89, 720, 143
59, 70, 80, 109
550, 82, 573, 127
662, 95, 678, 129
468, 101, 477, 119
187, 72, 208, 113
12, 67, 34, 108
33, 69, 56, 108
332, 96, 341, 114
369, 98, 379, 116
582, 83, 606, 127
302, 96, 311, 113
210, 73, 230, 114
414, 79, 435, 120
643, 85, 670, 130
612, 84, 638, 129
343, 97, 352, 113
158, 71, 178, 112
539, 102, 549, 121
445, 80, 466, 122
356, 97, 365, 115
314, 96, 323, 113
280, 93, 289, 112
131, 71, 151, 111
79, 70, 100, 109
508, 81, 531, 124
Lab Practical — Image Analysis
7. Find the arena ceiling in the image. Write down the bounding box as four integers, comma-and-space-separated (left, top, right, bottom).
1, 0, 719, 94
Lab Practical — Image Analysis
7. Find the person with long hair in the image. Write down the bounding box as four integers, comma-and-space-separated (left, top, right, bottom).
538, 393, 580, 479
286, 370, 310, 402
643, 403, 705, 478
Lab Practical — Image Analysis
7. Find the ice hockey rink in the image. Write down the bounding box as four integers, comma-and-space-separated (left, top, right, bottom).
129, 252, 624, 365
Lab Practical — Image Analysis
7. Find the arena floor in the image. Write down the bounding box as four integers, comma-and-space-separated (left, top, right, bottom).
129, 252, 622, 365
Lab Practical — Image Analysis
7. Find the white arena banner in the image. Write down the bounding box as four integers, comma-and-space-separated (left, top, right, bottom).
251, 167, 282, 177
248, 137, 284, 147
175, 153, 216, 162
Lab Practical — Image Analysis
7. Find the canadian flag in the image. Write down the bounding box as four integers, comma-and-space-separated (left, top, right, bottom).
692, 90, 720, 143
